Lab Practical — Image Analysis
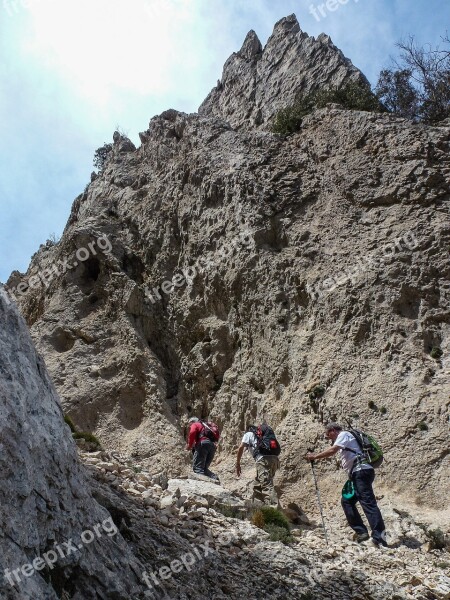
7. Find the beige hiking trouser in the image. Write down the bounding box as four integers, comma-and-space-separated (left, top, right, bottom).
253, 455, 279, 506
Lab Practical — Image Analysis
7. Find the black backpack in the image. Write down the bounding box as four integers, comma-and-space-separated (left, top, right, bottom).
249, 424, 281, 458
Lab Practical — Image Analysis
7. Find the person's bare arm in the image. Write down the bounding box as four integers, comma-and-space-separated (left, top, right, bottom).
305, 445, 340, 461
236, 443, 248, 476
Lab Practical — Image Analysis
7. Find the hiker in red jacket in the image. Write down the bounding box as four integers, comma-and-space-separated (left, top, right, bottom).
185, 417, 219, 481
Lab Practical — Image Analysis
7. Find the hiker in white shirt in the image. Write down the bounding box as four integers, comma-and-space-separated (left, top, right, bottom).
306, 422, 387, 547
236, 425, 280, 506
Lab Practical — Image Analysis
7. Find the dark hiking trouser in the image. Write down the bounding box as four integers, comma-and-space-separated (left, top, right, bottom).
253, 456, 279, 506
341, 468, 386, 544
192, 440, 216, 476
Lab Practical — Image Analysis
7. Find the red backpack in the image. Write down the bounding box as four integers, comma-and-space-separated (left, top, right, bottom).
200, 421, 220, 443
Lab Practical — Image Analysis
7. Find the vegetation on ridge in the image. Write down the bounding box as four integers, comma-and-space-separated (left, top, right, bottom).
73, 431, 102, 448
272, 82, 382, 134
64, 414, 77, 433
375, 34, 450, 124
430, 347, 443, 359
93, 143, 113, 171
252, 506, 294, 544
273, 34, 450, 135
65, 413, 102, 450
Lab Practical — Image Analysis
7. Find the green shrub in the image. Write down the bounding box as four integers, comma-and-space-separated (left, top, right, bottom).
272, 101, 313, 135
272, 82, 383, 134
435, 561, 450, 569
417, 421, 428, 431
430, 347, 443, 359
314, 82, 383, 112
216, 504, 246, 520
260, 506, 291, 533
428, 528, 448, 550
309, 384, 326, 401
368, 400, 377, 410
73, 431, 102, 448
380, 406, 387, 415
264, 523, 293, 544
251, 509, 266, 528
64, 415, 77, 433
251, 507, 294, 544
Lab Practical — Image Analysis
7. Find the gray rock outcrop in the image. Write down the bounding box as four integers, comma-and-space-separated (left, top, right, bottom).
199, 14, 368, 129
0, 288, 145, 599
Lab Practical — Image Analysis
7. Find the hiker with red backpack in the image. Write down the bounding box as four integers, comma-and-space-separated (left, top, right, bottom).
236, 423, 281, 506
305, 422, 387, 548
186, 417, 220, 481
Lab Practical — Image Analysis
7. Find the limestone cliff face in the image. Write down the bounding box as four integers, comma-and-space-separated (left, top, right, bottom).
199, 14, 368, 129
3, 289, 344, 600
0, 289, 144, 599
7, 15, 450, 512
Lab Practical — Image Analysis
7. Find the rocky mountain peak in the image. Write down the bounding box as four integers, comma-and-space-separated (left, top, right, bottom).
272, 12, 301, 34
199, 12, 367, 129
238, 30, 262, 59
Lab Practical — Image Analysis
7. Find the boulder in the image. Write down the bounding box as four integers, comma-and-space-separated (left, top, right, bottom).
168, 479, 245, 509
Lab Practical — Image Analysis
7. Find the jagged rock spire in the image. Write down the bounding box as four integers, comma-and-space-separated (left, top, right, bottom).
199, 13, 367, 130
239, 30, 262, 59
272, 13, 301, 35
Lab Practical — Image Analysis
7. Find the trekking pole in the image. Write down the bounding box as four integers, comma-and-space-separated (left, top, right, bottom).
307, 450, 329, 546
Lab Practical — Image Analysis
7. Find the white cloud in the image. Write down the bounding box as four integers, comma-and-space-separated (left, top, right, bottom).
20, 0, 202, 104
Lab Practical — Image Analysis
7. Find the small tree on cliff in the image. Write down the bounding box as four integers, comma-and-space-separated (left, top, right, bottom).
375, 34, 450, 123
93, 143, 113, 171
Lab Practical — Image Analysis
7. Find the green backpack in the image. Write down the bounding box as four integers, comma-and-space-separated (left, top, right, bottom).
348, 428, 384, 468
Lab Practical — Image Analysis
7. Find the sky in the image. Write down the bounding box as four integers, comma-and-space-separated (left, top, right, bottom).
0, 0, 448, 282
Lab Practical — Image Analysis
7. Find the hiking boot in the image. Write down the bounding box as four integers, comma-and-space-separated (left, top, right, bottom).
249, 498, 265, 509
191, 472, 214, 483
372, 538, 388, 549
354, 532, 370, 543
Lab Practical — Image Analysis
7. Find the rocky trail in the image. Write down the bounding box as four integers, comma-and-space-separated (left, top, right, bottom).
79, 447, 450, 600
